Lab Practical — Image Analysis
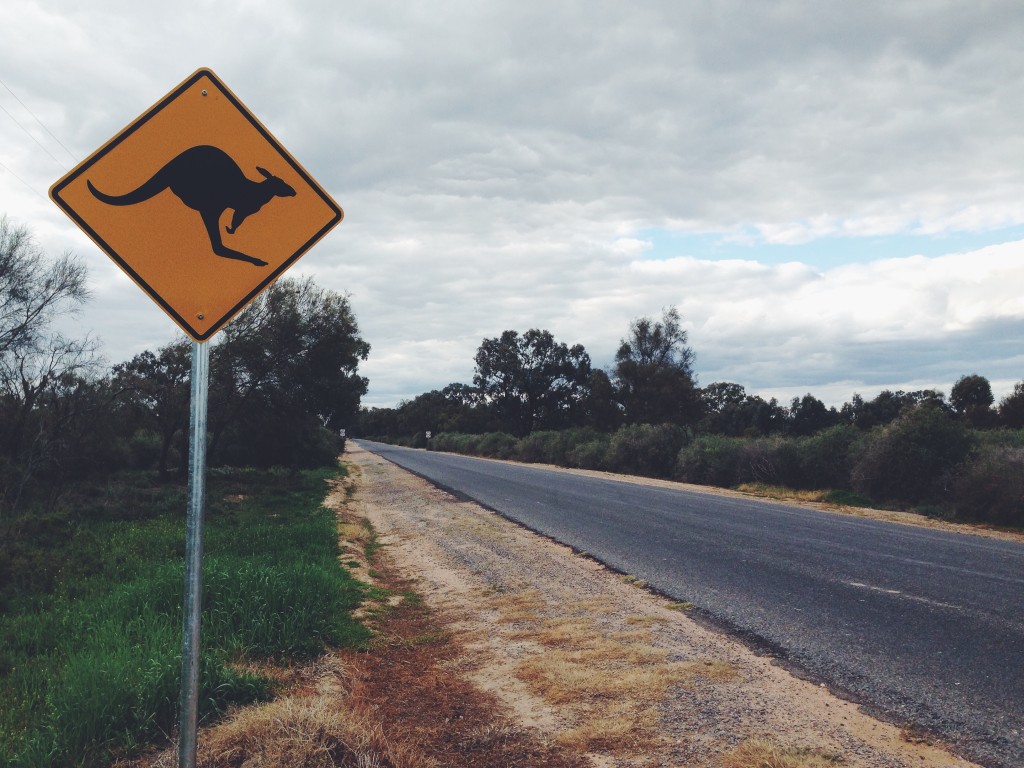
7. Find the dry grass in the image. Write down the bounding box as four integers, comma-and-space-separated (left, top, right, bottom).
164, 696, 408, 768
500, 607, 736, 754
720, 738, 846, 768
736, 484, 830, 504
557, 703, 651, 752
489, 588, 546, 624
624, 613, 670, 627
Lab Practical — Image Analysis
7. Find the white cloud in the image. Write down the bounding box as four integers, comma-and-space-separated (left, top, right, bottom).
3, 1, 1024, 411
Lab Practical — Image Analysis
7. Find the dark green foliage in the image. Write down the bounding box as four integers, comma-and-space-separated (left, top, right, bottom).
614, 306, 700, 427
473, 329, 592, 436
475, 431, 520, 459
843, 389, 948, 430
951, 446, 1024, 526
564, 436, 610, 469
111, 341, 191, 479
428, 432, 476, 454
358, 383, 489, 441
997, 381, 1024, 428
700, 383, 787, 437
0, 467, 369, 766
517, 430, 572, 464
605, 424, 690, 478
216, 414, 343, 469
951, 374, 995, 428
209, 277, 369, 468
583, 369, 623, 432
676, 435, 746, 486
787, 394, 841, 436
791, 425, 861, 489
737, 438, 800, 486
851, 406, 974, 506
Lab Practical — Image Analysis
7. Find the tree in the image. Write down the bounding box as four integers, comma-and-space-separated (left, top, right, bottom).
787, 393, 840, 436
951, 374, 995, 428
613, 306, 700, 426
998, 381, 1024, 429
111, 339, 191, 478
0, 217, 89, 361
388, 383, 486, 439
851, 405, 973, 505
209, 277, 369, 466
0, 218, 97, 517
582, 369, 622, 432
842, 389, 947, 430
701, 382, 747, 415
473, 329, 592, 436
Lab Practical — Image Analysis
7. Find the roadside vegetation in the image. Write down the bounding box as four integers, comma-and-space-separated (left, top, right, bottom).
359, 308, 1024, 529
0, 218, 373, 765
0, 466, 370, 766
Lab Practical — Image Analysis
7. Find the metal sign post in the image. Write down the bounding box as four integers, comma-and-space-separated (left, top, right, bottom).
178, 340, 209, 768
48, 68, 343, 766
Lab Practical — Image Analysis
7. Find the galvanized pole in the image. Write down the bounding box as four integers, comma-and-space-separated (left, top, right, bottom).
178, 339, 209, 768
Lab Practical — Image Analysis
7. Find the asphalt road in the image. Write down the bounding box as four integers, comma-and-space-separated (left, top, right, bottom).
356, 440, 1024, 767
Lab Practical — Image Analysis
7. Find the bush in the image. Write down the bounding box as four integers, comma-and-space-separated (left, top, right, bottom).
429, 432, 477, 454
738, 438, 800, 486
792, 425, 861, 489
604, 424, 689, 478
517, 430, 571, 464
123, 430, 163, 470
474, 432, 519, 459
676, 435, 746, 486
951, 446, 1024, 526
564, 436, 610, 470
851, 406, 973, 506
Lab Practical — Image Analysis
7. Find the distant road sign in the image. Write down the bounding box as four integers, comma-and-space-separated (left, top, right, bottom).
50, 68, 343, 341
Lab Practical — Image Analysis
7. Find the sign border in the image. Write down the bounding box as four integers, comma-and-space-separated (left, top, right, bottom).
49, 67, 343, 341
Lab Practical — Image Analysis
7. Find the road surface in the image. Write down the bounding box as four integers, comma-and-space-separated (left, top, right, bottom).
356, 440, 1024, 768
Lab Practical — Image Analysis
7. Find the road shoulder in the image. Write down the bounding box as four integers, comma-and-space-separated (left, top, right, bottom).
347, 444, 979, 767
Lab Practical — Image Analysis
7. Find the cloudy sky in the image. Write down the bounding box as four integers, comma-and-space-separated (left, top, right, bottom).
4, 1, 1024, 409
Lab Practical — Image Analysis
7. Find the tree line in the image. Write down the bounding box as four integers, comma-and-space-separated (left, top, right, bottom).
0, 217, 369, 525
358, 305, 1024, 438
357, 308, 1024, 527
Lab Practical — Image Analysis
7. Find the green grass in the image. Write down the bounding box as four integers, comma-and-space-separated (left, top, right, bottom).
0, 466, 369, 767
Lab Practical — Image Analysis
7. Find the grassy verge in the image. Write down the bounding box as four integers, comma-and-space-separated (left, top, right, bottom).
0, 466, 369, 767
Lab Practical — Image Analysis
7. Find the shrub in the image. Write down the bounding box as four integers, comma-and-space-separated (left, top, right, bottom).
792, 425, 861, 489
517, 430, 570, 464
474, 432, 519, 459
604, 424, 689, 478
851, 406, 973, 506
677, 435, 746, 486
951, 446, 1024, 526
124, 430, 163, 470
564, 436, 610, 470
738, 438, 800, 487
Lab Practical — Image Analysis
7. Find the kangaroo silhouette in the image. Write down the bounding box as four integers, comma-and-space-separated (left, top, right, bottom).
87, 145, 296, 267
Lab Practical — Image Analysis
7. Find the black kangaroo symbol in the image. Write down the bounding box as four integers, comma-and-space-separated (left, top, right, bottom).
87, 145, 296, 267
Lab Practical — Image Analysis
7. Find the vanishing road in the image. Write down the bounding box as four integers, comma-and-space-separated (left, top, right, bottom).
357, 440, 1024, 768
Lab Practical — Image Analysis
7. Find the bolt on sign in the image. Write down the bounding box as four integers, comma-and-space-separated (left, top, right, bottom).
50, 68, 343, 341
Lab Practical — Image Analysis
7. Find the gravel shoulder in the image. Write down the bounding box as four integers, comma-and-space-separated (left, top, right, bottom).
346, 444, 980, 768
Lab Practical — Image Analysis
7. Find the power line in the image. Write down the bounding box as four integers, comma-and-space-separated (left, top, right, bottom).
0, 101, 68, 172
0, 77, 78, 165
0, 159, 48, 201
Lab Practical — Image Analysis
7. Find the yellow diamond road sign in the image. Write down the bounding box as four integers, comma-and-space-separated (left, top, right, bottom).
50, 68, 343, 341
